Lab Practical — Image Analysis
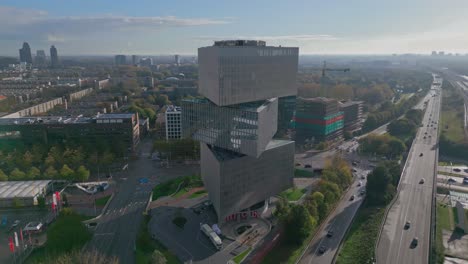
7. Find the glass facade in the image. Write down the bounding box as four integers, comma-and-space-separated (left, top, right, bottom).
182, 98, 277, 157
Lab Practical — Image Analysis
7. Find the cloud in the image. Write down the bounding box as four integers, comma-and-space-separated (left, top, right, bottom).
0, 6, 229, 43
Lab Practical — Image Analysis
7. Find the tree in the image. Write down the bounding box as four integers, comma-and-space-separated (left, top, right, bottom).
37, 196, 46, 209
27, 167, 41, 180
44, 166, 59, 179
274, 197, 290, 221
10, 168, 26, 181
60, 165, 75, 180
75, 166, 90, 182
152, 249, 167, 264
44, 153, 56, 168
366, 165, 394, 206
0, 169, 7, 181
284, 204, 315, 245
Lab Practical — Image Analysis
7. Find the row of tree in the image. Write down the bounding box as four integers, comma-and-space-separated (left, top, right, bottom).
0, 164, 90, 182
275, 155, 353, 245
359, 134, 407, 159
362, 91, 424, 133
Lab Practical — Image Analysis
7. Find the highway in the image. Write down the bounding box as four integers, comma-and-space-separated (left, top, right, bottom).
297, 167, 369, 264
376, 74, 442, 264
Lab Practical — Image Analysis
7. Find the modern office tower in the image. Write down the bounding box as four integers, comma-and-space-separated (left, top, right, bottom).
339, 100, 363, 134
294, 97, 344, 144
183, 40, 298, 222
277, 95, 297, 137
165, 105, 182, 140
115, 55, 127, 65
35, 50, 47, 66
19, 42, 33, 64
139, 57, 153, 68
50, 45, 59, 68
175, 54, 180, 65
131, 55, 139, 65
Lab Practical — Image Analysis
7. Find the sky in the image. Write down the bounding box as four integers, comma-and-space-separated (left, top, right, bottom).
2, 0, 468, 56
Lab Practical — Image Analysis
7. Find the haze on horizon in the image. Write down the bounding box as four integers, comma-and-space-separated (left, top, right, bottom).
1, 0, 468, 56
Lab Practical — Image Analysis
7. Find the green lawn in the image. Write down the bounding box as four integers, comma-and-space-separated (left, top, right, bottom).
440, 109, 465, 143
232, 247, 252, 264
437, 203, 453, 230
189, 190, 207, 199
281, 188, 307, 202
95, 195, 111, 206
152, 175, 202, 201
336, 206, 385, 264
294, 168, 314, 178
173, 188, 189, 198
438, 161, 467, 166
26, 210, 92, 263
136, 214, 180, 264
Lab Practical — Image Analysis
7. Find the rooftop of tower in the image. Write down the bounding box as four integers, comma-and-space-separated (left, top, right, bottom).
213, 40, 266, 47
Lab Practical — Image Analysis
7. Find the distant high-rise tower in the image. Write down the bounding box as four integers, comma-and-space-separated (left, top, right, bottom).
139, 57, 153, 68
131, 55, 139, 66
50, 45, 59, 68
35, 50, 46, 66
175, 54, 180, 65
115, 55, 126, 65
19, 42, 33, 64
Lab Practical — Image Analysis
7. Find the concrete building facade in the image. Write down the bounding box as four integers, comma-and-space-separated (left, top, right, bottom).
184, 40, 297, 222
339, 100, 363, 134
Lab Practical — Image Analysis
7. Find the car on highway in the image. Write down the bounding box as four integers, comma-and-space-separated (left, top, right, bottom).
463, 177, 468, 185
419, 153, 423, 157
423, 136, 426, 139
295, 163, 301, 166
411, 237, 419, 248
318, 245, 327, 254
352, 168, 358, 173
448, 178, 457, 184
352, 161, 357, 166
360, 190, 366, 196
350, 195, 355, 201
357, 181, 362, 187
361, 175, 366, 180
404, 221, 411, 230
326, 230, 334, 238
419, 178, 425, 184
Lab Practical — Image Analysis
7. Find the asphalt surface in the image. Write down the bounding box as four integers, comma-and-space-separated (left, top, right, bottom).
297, 166, 370, 264
84, 139, 199, 263
376, 75, 442, 264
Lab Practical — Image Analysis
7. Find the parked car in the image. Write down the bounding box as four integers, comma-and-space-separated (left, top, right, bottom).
11, 220, 20, 228
419, 178, 425, 184
463, 177, 468, 185
304, 164, 312, 168
447, 178, 457, 184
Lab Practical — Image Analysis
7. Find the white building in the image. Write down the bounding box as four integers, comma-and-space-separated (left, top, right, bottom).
165, 105, 182, 140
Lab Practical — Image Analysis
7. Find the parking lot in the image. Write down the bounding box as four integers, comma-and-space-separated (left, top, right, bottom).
0, 208, 52, 263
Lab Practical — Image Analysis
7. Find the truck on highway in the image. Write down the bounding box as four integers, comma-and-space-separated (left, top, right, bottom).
200, 224, 223, 250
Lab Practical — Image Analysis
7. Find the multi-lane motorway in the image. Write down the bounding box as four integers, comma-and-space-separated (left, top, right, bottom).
376, 75, 442, 264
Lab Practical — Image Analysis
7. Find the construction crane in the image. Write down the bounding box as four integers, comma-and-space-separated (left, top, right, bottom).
307, 61, 350, 77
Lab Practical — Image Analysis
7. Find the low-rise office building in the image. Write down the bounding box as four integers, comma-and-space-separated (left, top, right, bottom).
294, 97, 344, 144
0, 113, 140, 151
339, 100, 363, 134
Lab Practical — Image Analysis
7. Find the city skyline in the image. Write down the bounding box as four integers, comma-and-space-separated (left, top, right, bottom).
2, 0, 468, 55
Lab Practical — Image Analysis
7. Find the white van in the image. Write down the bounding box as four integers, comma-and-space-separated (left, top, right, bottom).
200, 224, 222, 250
